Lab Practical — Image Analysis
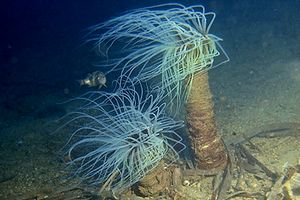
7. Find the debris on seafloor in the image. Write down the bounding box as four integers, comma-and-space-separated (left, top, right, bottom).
186, 122, 300, 200
267, 160, 300, 200
21, 187, 100, 200
134, 122, 300, 200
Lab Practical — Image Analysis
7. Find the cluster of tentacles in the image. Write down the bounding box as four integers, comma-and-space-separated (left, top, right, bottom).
60, 79, 185, 194
60, 3, 230, 199
87, 3, 229, 115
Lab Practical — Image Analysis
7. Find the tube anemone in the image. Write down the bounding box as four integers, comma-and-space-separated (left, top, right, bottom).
87, 3, 229, 113
88, 4, 229, 172
61, 79, 185, 194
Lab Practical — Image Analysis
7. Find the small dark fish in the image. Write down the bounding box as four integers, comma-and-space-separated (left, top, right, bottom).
79, 71, 107, 89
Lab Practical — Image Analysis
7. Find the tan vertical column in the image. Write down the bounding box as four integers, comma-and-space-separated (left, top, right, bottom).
186, 72, 227, 171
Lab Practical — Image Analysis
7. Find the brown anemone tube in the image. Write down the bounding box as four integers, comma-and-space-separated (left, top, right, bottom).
185, 71, 228, 172
134, 161, 170, 197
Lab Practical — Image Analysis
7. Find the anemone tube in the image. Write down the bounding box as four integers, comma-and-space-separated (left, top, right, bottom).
61, 80, 185, 194
89, 4, 229, 172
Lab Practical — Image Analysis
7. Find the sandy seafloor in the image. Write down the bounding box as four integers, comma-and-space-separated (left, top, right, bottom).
0, 1, 300, 200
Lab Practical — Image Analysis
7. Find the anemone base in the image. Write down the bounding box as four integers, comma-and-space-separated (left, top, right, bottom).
134, 161, 170, 197
186, 72, 228, 172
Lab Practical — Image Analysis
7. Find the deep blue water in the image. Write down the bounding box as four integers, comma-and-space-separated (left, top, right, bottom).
1, 0, 299, 104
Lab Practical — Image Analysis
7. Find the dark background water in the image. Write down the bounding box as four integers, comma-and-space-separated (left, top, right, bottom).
0, 0, 299, 121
